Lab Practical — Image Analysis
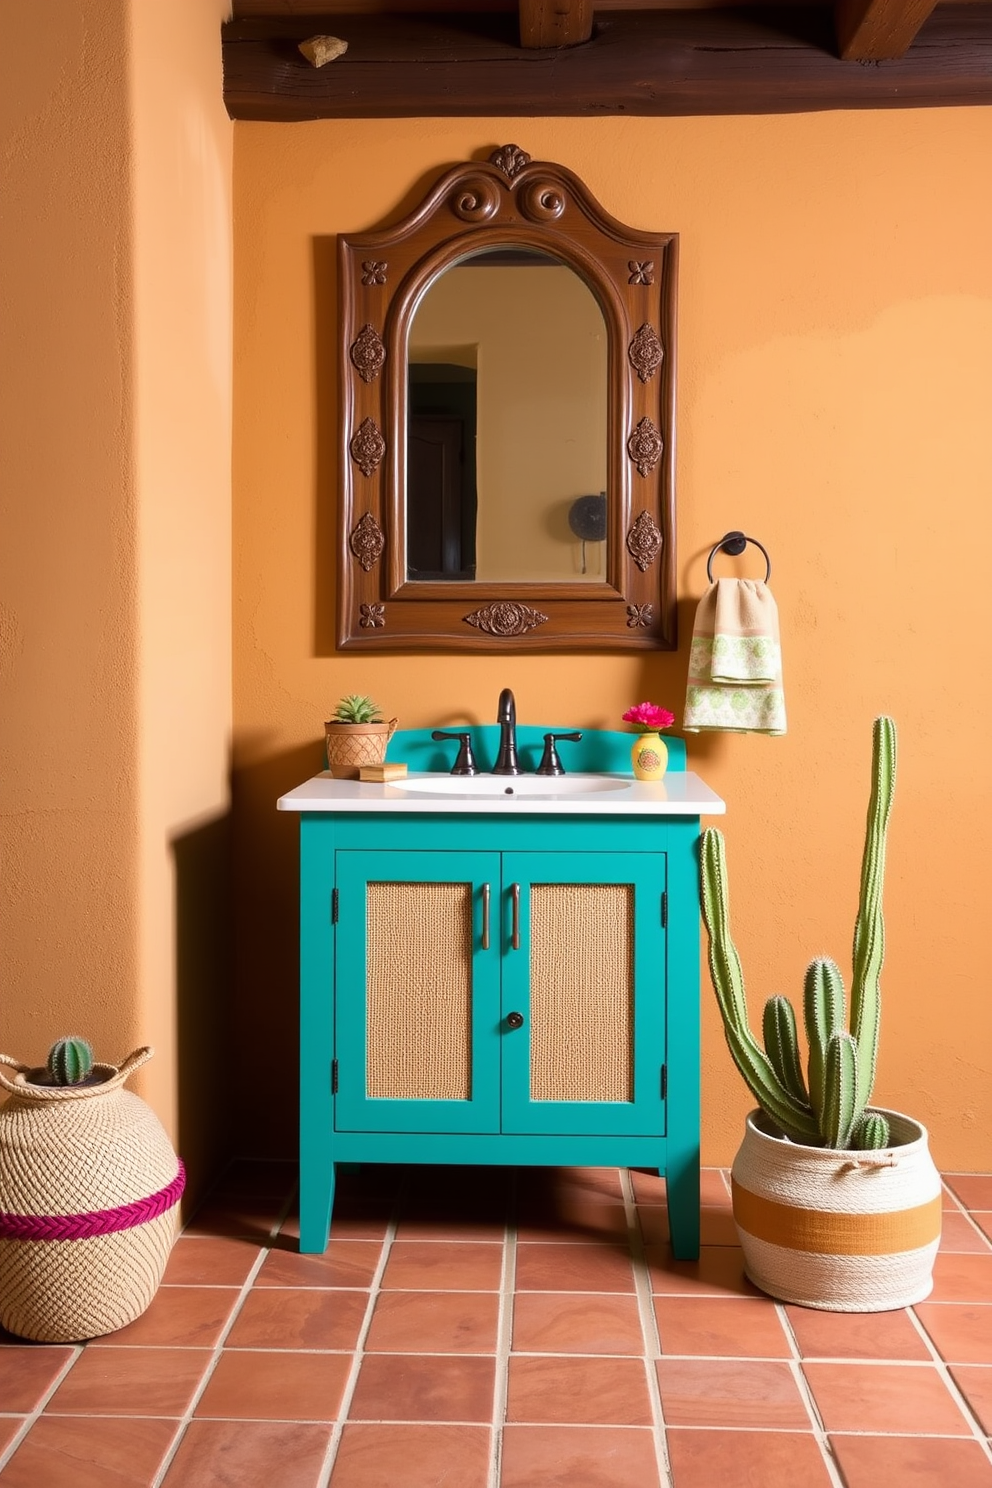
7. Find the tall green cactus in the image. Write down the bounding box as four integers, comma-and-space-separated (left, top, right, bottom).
699, 716, 897, 1151
47, 1036, 94, 1086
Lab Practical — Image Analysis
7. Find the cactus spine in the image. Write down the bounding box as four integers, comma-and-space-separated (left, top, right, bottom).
47, 1036, 94, 1086
699, 716, 897, 1151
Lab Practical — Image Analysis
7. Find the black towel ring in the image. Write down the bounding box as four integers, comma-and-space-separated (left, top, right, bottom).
706, 531, 772, 584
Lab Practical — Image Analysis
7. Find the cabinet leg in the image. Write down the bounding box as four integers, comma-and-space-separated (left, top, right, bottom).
666, 1156, 700, 1261
299, 1159, 336, 1254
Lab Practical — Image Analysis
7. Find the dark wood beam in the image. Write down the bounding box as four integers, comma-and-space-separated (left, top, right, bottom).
835, 0, 938, 55
222, 6, 992, 117
518, 0, 594, 45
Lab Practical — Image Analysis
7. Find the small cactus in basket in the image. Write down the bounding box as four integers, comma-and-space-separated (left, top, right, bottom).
47, 1037, 95, 1087
332, 694, 383, 725
700, 716, 896, 1151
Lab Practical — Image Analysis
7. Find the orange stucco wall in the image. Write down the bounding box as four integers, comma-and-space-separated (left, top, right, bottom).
0, 0, 232, 1194
233, 114, 992, 1170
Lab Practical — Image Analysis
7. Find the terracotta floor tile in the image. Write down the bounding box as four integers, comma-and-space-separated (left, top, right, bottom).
161, 1419, 332, 1488
975, 1214, 992, 1246
162, 1235, 262, 1287
940, 1211, 992, 1253
950, 1366, 992, 1434
515, 1200, 631, 1244
379, 1240, 502, 1290
0, 1347, 75, 1413
255, 1240, 382, 1289
699, 1207, 741, 1246
514, 1242, 635, 1293
646, 1244, 757, 1297
916, 1303, 992, 1364
0, 1419, 24, 1458
507, 1354, 652, 1425
666, 1428, 834, 1488
393, 1213, 507, 1242
785, 1304, 932, 1361
637, 1206, 670, 1244
348, 1353, 495, 1422
500, 1424, 661, 1488
802, 1361, 971, 1435
930, 1253, 992, 1303
946, 1177, 992, 1211
225, 1287, 368, 1350
44, 1347, 210, 1417
89, 1287, 238, 1349
555, 1167, 627, 1200
195, 1349, 350, 1420
364, 1290, 499, 1353
329, 1423, 490, 1488
0, 1416, 177, 1488
655, 1357, 809, 1428
629, 1169, 668, 1204
830, 1434, 992, 1488
653, 1296, 791, 1357
183, 1195, 286, 1240
512, 1292, 644, 1354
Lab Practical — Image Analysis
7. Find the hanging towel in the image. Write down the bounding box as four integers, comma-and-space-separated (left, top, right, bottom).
683, 578, 786, 734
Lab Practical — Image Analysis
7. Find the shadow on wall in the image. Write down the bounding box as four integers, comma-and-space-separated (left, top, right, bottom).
231, 738, 327, 1160
172, 812, 236, 1208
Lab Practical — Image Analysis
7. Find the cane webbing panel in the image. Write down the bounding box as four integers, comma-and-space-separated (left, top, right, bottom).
366, 881, 472, 1101
529, 883, 634, 1103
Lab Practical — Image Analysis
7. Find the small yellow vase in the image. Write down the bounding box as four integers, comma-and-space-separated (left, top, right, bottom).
631, 731, 668, 781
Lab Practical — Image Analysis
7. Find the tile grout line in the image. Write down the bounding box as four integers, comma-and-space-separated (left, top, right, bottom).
904, 1301, 992, 1465
148, 1184, 299, 1487
0, 1344, 83, 1473
488, 1175, 516, 1488
777, 1303, 848, 1488
620, 1167, 673, 1488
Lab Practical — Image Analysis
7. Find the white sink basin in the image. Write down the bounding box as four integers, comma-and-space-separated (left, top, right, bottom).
388, 773, 633, 798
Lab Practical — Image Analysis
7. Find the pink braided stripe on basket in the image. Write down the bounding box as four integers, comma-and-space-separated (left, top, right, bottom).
0, 1161, 185, 1241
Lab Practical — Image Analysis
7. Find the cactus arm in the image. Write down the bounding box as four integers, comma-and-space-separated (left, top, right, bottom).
803, 957, 845, 1126
850, 716, 896, 1108
762, 995, 809, 1106
700, 830, 820, 1143
820, 1031, 859, 1148
852, 1109, 891, 1150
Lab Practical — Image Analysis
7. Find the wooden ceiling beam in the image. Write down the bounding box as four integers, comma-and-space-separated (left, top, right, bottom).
835, 0, 939, 56
518, 0, 594, 46
222, 6, 992, 119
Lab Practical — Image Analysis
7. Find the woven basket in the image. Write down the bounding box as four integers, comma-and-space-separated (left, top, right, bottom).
0, 1047, 185, 1342
731, 1108, 941, 1312
324, 718, 397, 779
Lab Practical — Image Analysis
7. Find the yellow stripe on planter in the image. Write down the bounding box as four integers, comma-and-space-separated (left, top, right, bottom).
732, 1178, 942, 1256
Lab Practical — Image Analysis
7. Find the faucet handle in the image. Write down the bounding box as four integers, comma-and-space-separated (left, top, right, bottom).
535, 731, 583, 777
431, 730, 478, 776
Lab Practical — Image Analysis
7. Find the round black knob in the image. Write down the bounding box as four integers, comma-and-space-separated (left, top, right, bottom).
506, 1011, 524, 1030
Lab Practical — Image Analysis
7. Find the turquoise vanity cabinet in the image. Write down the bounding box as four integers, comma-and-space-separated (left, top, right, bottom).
278, 727, 725, 1260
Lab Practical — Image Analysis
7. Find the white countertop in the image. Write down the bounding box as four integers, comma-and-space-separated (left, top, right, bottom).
277, 771, 726, 817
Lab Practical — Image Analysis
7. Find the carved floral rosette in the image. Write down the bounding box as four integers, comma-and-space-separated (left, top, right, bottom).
350, 417, 386, 478
626, 511, 663, 572
628, 324, 663, 383
627, 417, 663, 479
350, 324, 386, 383
350, 513, 385, 572
463, 601, 549, 637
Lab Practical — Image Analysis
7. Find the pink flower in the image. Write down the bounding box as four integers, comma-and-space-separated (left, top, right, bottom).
622, 701, 675, 733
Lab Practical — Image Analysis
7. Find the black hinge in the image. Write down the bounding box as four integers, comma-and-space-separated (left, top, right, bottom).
331, 888, 339, 923
331, 1059, 339, 1094
661, 889, 668, 928
660, 1064, 667, 1099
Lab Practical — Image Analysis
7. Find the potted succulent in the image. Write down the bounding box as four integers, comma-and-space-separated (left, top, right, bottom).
324, 693, 397, 779
700, 716, 942, 1311
0, 1038, 185, 1341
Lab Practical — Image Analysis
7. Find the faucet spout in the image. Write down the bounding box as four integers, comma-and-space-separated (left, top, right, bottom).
493, 688, 520, 775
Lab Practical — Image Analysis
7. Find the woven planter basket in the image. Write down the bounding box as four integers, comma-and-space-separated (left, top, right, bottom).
0, 1047, 185, 1342
731, 1108, 941, 1312
324, 718, 397, 779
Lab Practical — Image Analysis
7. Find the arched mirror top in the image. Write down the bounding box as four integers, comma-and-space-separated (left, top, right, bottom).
338, 145, 677, 651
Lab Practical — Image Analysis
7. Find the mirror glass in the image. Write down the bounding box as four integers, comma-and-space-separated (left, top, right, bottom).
405, 247, 608, 584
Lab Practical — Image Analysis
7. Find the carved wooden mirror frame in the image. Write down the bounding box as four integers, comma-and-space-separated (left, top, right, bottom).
338, 144, 677, 651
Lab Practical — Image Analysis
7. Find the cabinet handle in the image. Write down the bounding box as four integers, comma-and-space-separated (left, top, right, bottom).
510, 882, 520, 950
506, 1011, 524, 1030
481, 882, 491, 950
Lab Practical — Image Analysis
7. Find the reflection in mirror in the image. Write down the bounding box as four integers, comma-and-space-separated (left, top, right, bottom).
406, 248, 608, 584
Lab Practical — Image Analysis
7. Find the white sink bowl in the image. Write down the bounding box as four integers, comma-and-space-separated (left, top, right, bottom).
388, 773, 633, 798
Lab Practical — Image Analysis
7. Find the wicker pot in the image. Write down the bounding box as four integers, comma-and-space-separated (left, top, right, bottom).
324, 718, 397, 779
731, 1108, 941, 1312
0, 1047, 185, 1342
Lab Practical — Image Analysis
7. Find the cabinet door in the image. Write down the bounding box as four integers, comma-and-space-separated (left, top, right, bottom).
501, 853, 667, 1136
334, 851, 502, 1133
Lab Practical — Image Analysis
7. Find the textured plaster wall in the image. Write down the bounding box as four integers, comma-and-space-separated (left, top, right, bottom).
233, 114, 992, 1170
